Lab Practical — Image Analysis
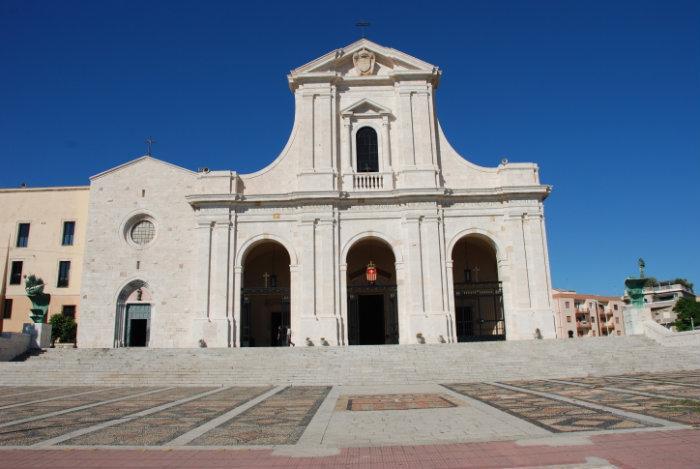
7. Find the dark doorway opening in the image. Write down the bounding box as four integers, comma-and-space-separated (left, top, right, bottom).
128, 319, 148, 347
358, 294, 384, 345
452, 235, 505, 342
240, 241, 291, 347
125, 303, 150, 347
270, 310, 291, 346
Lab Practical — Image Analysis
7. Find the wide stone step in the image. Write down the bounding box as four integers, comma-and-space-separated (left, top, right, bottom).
2, 336, 698, 385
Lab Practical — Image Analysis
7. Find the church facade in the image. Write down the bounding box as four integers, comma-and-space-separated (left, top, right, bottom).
78, 39, 556, 348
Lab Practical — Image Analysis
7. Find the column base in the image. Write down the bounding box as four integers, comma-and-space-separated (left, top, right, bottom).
193, 318, 231, 348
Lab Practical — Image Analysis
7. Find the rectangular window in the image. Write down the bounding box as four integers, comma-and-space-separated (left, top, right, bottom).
614, 304, 619, 311
57, 261, 71, 288
566, 316, 571, 323
62, 221, 75, 246
591, 316, 595, 322
615, 317, 620, 324
2, 299, 12, 319
16, 223, 30, 247
62, 305, 76, 318
10, 261, 23, 285
565, 301, 570, 308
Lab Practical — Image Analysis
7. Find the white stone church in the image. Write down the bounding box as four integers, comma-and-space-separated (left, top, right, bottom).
78, 39, 556, 348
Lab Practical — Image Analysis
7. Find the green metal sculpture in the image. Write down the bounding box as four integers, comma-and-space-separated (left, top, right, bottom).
25, 275, 50, 323
624, 259, 647, 309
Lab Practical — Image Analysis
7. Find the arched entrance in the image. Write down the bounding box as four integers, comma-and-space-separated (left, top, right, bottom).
115, 280, 152, 347
451, 235, 505, 341
240, 241, 291, 347
346, 238, 398, 345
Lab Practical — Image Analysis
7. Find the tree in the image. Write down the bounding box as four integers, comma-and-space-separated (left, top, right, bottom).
673, 297, 700, 332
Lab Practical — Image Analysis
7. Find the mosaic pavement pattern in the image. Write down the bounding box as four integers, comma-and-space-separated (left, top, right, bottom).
509, 379, 700, 426
62, 386, 271, 446
188, 386, 331, 446
2, 371, 700, 448
0, 387, 211, 446
336, 393, 458, 411
443, 382, 652, 432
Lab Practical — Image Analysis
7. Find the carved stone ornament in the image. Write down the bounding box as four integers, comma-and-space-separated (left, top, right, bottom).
353, 48, 375, 76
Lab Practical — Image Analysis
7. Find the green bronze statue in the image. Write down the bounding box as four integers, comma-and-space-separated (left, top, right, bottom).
624, 259, 647, 309
25, 275, 50, 323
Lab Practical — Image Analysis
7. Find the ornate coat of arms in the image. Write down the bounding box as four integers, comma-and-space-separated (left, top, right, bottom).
353, 48, 375, 76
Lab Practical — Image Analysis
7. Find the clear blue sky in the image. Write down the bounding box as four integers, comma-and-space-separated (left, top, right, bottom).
1, 0, 698, 296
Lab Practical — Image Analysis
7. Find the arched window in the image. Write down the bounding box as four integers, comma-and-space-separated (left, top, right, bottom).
356, 127, 379, 173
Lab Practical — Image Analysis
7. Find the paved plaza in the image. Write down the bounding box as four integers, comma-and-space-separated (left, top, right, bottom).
1, 370, 700, 467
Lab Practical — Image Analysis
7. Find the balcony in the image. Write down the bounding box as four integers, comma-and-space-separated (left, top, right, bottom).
353, 173, 386, 190
576, 321, 591, 329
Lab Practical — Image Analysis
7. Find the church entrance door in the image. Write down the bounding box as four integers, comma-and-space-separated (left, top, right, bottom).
240, 241, 291, 347
125, 303, 150, 347
452, 235, 505, 341
346, 238, 399, 345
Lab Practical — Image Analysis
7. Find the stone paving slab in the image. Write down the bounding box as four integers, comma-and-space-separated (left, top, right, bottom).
63, 386, 271, 446
2, 428, 699, 468
0, 387, 212, 446
444, 383, 651, 433
0, 387, 146, 424
336, 393, 458, 411
318, 383, 549, 447
510, 379, 700, 427
189, 386, 330, 446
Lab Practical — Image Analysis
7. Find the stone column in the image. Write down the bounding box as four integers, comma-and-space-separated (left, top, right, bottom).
381, 115, 392, 173
231, 266, 242, 347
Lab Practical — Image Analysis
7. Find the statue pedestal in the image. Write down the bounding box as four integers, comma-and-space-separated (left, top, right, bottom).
23, 323, 52, 349
622, 306, 652, 336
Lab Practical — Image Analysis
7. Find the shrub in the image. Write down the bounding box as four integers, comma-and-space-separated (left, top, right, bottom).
49, 314, 68, 343
48, 314, 77, 344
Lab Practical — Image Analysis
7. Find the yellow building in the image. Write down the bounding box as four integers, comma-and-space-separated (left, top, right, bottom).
0, 186, 89, 333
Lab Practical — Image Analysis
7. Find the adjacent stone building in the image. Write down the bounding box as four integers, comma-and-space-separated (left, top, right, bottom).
0, 186, 89, 333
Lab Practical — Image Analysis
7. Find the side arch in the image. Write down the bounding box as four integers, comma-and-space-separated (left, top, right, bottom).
447, 228, 506, 263
235, 233, 299, 268
114, 278, 152, 348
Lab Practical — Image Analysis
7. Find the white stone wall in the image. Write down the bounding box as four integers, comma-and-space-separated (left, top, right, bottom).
79, 38, 556, 348
78, 158, 198, 348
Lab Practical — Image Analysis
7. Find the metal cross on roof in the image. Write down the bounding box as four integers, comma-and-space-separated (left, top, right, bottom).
356, 21, 370, 38
145, 136, 156, 156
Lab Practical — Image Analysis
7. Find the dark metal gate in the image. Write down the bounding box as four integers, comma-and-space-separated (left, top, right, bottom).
240, 286, 290, 347
453, 281, 505, 341
347, 284, 398, 345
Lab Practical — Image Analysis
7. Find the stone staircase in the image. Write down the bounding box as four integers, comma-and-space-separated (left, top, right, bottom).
1, 336, 698, 386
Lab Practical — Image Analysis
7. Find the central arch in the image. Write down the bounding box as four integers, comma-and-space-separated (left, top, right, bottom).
345, 237, 399, 345
240, 240, 291, 347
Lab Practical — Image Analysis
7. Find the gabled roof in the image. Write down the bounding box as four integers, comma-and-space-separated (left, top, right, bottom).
289, 38, 439, 76
340, 98, 393, 117
90, 155, 196, 181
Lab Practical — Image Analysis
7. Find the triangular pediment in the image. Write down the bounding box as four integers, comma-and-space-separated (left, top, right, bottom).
340, 98, 393, 117
290, 38, 439, 78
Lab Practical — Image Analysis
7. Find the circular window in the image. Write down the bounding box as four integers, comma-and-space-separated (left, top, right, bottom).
130, 220, 155, 245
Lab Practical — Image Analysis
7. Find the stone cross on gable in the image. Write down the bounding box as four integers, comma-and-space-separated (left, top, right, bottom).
145, 136, 156, 156
356, 21, 370, 38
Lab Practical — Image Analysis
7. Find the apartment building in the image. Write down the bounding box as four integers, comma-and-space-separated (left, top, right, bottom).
553, 289, 626, 338
623, 281, 696, 329
0, 186, 89, 332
